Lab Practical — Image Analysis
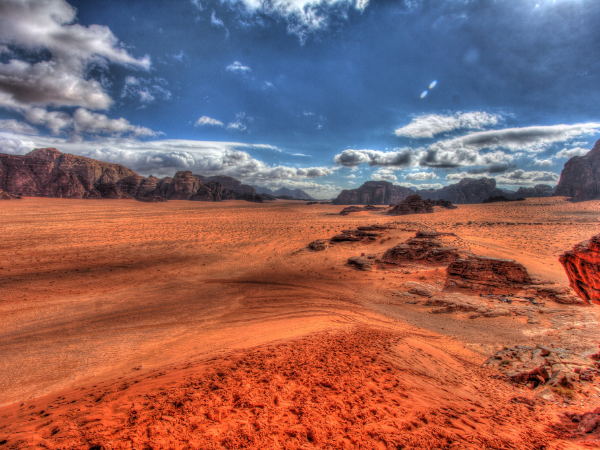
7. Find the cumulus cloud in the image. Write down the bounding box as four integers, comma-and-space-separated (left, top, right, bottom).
495, 169, 560, 186
195, 116, 224, 127
0, 119, 38, 135
23, 107, 156, 138
445, 172, 480, 181
371, 169, 397, 181
395, 112, 501, 138
0, 0, 149, 111
398, 182, 444, 190
534, 158, 553, 167
226, 61, 251, 74
555, 146, 589, 159
0, 132, 336, 187
404, 171, 437, 181
334, 148, 414, 168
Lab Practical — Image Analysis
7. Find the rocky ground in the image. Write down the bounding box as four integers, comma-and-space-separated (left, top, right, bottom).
1, 197, 600, 448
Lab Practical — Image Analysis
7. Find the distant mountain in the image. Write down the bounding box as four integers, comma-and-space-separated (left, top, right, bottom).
332, 181, 414, 205
555, 139, 600, 201
0, 148, 263, 202
333, 178, 555, 206
196, 175, 257, 196
252, 185, 315, 200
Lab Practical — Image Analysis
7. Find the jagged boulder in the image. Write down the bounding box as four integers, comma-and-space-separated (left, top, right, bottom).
555, 140, 600, 201
559, 234, 600, 305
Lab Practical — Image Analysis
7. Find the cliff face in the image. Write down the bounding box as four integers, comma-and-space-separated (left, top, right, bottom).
510, 184, 553, 199
332, 181, 413, 205
555, 140, 600, 201
0, 148, 262, 202
418, 178, 503, 204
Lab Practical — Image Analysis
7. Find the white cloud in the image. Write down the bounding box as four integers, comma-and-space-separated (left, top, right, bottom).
223, 0, 369, 44
404, 171, 437, 181
195, 116, 224, 127
121, 76, 171, 104
227, 122, 246, 131
495, 169, 560, 186
0, 119, 38, 135
334, 148, 414, 168
555, 146, 589, 159
226, 61, 251, 74
371, 169, 397, 181
533, 158, 553, 167
395, 111, 501, 138
347, 174, 356, 178
445, 172, 480, 181
398, 182, 444, 190
23, 107, 156, 138
0, 0, 149, 111
211, 10, 225, 27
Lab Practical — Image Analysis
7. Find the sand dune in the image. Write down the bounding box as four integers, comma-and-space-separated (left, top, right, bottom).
1, 197, 600, 448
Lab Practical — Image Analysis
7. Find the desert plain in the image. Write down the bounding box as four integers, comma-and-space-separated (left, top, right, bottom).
1, 197, 600, 449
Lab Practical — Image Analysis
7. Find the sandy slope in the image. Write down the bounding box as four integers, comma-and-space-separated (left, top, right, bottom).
1, 197, 600, 448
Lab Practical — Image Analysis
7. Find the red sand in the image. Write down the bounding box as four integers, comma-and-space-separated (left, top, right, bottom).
1, 197, 600, 449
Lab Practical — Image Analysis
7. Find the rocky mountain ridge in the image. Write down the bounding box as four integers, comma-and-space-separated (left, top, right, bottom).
0, 148, 263, 202
555, 139, 600, 201
333, 178, 554, 205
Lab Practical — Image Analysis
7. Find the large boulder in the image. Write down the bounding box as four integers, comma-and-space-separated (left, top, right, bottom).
332, 181, 414, 205
381, 231, 464, 266
559, 234, 600, 305
555, 139, 600, 201
387, 195, 434, 215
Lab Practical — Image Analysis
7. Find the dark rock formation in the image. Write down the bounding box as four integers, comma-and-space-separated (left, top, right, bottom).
339, 206, 362, 215
347, 256, 374, 271
482, 195, 525, 203
559, 234, 600, 305
0, 148, 263, 203
253, 185, 315, 200
511, 184, 553, 199
381, 231, 464, 266
417, 177, 503, 204
555, 140, 600, 201
136, 195, 168, 203
307, 240, 329, 251
0, 190, 20, 199
387, 195, 434, 215
197, 175, 257, 196
445, 256, 531, 291
332, 181, 413, 205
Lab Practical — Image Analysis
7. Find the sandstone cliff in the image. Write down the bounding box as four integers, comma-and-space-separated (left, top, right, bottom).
417, 178, 504, 204
555, 140, 600, 201
332, 181, 413, 205
0, 148, 262, 202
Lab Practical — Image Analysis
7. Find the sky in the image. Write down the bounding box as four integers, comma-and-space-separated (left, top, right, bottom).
1, 0, 600, 198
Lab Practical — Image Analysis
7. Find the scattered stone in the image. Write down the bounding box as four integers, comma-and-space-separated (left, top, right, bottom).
402, 282, 434, 297
308, 240, 329, 251
347, 256, 373, 271
559, 234, 600, 305
136, 196, 168, 202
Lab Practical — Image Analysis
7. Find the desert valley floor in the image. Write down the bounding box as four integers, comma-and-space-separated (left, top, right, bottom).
1, 197, 600, 449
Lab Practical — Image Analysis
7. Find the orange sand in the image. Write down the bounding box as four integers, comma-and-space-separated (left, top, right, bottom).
1, 197, 600, 448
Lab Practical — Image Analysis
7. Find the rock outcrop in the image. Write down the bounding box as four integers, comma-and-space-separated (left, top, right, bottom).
332, 181, 413, 205
381, 231, 464, 266
482, 195, 525, 203
511, 184, 553, 199
197, 175, 257, 196
555, 140, 600, 201
445, 256, 532, 291
417, 177, 504, 204
387, 195, 437, 215
559, 234, 600, 305
0, 148, 263, 203
0, 190, 20, 199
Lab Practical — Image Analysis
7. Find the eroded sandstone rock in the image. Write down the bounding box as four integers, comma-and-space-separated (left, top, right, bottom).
558, 234, 600, 305
445, 256, 531, 291
381, 231, 464, 266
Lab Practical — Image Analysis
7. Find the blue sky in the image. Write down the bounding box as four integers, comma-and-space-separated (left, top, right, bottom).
0, 0, 599, 198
